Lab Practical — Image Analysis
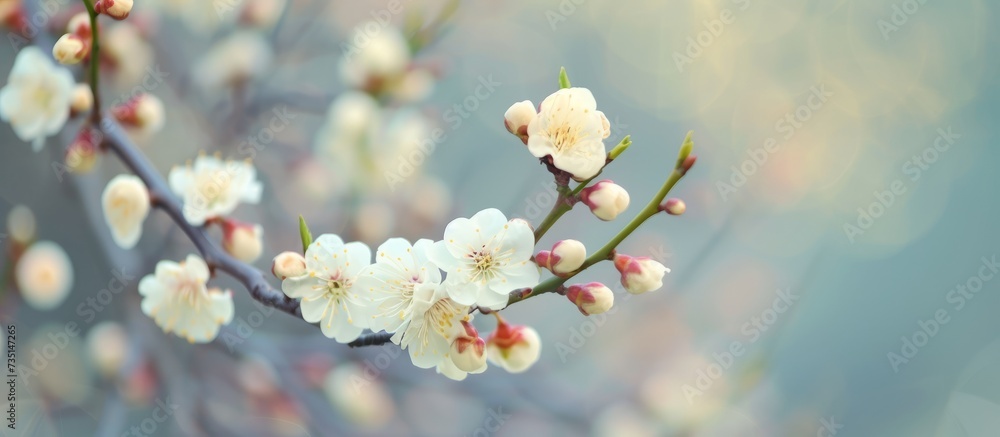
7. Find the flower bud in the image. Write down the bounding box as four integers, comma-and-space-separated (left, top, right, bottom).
223, 221, 264, 263
613, 253, 669, 294
112, 93, 164, 134
94, 0, 132, 20
537, 239, 586, 275
70, 84, 93, 116
66, 12, 91, 36
662, 198, 686, 216
15, 241, 74, 311
101, 174, 150, 249
52, 33, 88, 64
504, 100, 536, 144
272, 251, 306, 280
6, 205, 36, 246
566, 282, 614, 315
86, 321, 128, 378
581, 180, 630, 221
66, 128, 100, 174
485, 318, 541, 373
449, 320, 487, 373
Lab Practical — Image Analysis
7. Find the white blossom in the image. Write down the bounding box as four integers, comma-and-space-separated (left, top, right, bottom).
0, 47, 74, 151
428, 208, 539, 311
101, 174, 150, 249
280, 235, 371, 342
168, 155, 262, 226
354, 238, 440, 340
192, 30, 273, 89
526, 87, 610, 180
6, 205, 36, 245
396, 281, 469, 368
139, 254, 234, 343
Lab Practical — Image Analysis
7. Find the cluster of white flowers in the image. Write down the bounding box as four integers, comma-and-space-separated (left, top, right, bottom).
278, 208, 542, 379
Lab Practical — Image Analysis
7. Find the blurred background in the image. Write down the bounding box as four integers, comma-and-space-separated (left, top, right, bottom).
0, 0, 997, 435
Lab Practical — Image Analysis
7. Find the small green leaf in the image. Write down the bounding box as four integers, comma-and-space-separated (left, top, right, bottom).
675, 131, 694, 170
608, 135, 632, 160
558, 67, 571, 89
298, 215, 313, 253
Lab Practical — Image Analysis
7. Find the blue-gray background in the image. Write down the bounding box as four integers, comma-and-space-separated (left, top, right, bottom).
0, 0, 997, 436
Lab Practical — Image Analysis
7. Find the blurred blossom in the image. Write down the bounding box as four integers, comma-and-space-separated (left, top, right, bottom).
192, 30, 273, 89
352, 199, 395, 245
640, 354, 731, 430
323, 363, 395, 429
139, 254, 235, 343
237, 354, 280, 398
86, 321, 129, 379
101, 23, 154, 86
402, 175, 452, 226
101, 174, 151, 249
15, 241, 74, 311
29, 325, 91, 404
592, 402, 658, 437
339, 22, 411, 92
6, 204, 36, 245
0, 47, 74, 151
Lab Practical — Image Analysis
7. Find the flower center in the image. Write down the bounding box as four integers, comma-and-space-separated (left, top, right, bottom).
196, 170, 234, 207
548, 123, 582, 152
176, 281, 204, 307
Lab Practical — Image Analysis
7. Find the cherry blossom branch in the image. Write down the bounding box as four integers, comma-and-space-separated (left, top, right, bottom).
532, 135, 632, 243
80, 0, 101, 123
76, 1, 301, 318
509, 132, 694, 307
350, 134, 693, 347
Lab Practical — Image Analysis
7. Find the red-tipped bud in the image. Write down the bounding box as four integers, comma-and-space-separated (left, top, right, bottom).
485, 317, 541, 373
565, 282, 614, 315
94, 0, 133, 20
661, 198, 686, 216
449, 320, 487, 373
680, 154, 697, 173
112, 93, 164, 134
222, 220, 263, 263
613, 253, 669, 295
581, 180, 630, 221
53, 33, 89, 65
66, 127, 100, 174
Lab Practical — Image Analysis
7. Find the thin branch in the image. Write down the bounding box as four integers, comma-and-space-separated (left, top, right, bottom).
97, 118, 303, 317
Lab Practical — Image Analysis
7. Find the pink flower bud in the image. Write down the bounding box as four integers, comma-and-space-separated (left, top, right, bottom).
52, 33, 89, 64
504, 100, 536, 144
223, 220, 263, 263
662, 198, 686, 216
581, 180, 630, 221
486, 318, 541, 373
566, 282, 614, 315
94, 0, 132, 20
272, 251, 306, 280
680, 154, 697, 174
450, 320, 487, 373
112, 94, 165, 134
66, 12, 92, 36
613, 253, 669, 294
536, 239, 586, 276
66, 127, 100, 174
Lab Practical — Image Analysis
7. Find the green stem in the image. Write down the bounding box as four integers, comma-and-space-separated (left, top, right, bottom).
508, 168, 685, 307
81, 0, 101, 124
